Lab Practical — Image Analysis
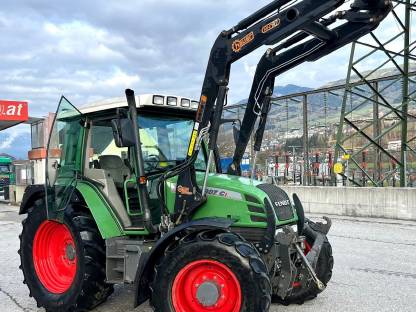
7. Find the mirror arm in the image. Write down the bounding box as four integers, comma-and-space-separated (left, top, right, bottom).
220, 118, 241, 126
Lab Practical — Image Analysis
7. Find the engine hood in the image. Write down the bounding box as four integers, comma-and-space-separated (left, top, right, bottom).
198, 173, 266, 201
166, 173, 297, 225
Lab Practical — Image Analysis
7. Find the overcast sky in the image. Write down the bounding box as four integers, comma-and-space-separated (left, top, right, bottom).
0, 0, 361, 118
0, 0, 407, 156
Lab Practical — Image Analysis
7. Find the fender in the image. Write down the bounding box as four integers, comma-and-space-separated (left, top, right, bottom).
19, 184, 45, 215
134, 217, 234, 307
75, 181, 125, 239
292, 193, 305, 233
19, 182, 124, 239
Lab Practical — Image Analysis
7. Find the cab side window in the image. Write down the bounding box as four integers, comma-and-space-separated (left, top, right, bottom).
89, 125, 128, 167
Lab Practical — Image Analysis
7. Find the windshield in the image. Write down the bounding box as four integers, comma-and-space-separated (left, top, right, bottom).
138, 114, 206, 173
0, 165, 10, 174
88, 113, 207, 175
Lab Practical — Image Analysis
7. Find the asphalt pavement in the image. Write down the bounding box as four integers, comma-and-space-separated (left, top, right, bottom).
1, 202, 415, 312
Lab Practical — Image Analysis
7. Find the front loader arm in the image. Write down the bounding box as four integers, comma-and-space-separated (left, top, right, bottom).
170, 0, 391, 223
190, 0, 346, 147
227, 0, 392, 175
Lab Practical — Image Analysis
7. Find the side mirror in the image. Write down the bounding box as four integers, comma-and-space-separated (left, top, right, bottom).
220, 118, 241, 145
111, 118, 135, 147
233, 125, 240, 145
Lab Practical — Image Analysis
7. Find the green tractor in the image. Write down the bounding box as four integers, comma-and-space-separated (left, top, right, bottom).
19, 1, 391, 311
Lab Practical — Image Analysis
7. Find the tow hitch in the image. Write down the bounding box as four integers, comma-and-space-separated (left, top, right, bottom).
295, 242, 325, 291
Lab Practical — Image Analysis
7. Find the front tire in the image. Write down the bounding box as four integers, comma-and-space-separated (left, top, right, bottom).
19, 199, 113, 311
150, 230, 272, 312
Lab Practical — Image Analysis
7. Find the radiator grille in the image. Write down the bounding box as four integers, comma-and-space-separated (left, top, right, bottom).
256, 184, 294, 221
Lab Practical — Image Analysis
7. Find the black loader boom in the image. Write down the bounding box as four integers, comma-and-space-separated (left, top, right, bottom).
227, 0, 393, 175
166, 0, 392, 223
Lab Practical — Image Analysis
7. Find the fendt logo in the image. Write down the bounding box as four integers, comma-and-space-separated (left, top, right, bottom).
274, 199, 290, 207
0, 100, 29, 121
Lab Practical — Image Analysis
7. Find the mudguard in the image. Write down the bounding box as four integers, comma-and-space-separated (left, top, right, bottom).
134, 217, 234, 307
19, 182, 124, 239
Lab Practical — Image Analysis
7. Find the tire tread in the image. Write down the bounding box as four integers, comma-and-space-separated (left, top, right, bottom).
150, 230, 271, 312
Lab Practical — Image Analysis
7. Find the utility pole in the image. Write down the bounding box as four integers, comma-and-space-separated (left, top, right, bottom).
335, 0, 415, 187
289, 145, 302, 184
373, 81, 382, 181
303, 94, 309, 186
400, 0, 411, 187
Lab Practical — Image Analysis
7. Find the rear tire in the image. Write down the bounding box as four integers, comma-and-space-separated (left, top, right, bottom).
150, 230, 272, 312
19, 199, 113, 311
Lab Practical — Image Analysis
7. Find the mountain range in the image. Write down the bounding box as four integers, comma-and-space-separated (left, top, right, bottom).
228, 64, 416, 131
234, 84, 313, 104
1, 64, 414, 160
0, 131, 31, 160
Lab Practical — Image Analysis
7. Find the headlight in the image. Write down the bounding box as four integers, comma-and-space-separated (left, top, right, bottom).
191, 101, 199, 109
153, 95, 164, 105
181, 98, 190, 107
167, 96, 177, 106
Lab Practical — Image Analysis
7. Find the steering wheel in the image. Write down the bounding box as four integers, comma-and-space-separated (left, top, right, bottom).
144, 154, 160, 171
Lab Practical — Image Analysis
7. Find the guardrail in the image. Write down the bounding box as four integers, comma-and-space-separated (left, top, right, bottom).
281, 185, 416, 221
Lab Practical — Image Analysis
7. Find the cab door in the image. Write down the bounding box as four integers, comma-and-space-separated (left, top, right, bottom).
45, 96, 84, 220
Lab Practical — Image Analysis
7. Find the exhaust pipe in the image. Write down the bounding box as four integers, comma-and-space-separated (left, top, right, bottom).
125, 89, 158, 233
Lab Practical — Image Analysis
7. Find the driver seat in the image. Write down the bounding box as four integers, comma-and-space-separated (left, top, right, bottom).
98, 155, 131, 188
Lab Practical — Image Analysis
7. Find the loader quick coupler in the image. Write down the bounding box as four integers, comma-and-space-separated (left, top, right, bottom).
304, 219, 332, 269
310, 216, 332, 235
273, 218, 332, 298
274, 226, 301, 298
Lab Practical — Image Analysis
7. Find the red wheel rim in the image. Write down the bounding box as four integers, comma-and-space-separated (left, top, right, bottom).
172, 260, 242, 312
304, 240, 312, 254
32, 220, 77, 294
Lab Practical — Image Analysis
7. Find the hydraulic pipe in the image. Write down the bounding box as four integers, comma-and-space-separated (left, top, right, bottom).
203, 85, 228, 196
271, 16, 337, 53
209, 86, 228, 150
254, 87, 273, 152
303, 21, 338, 41
232, 0, 293, 32
251, 91, 272, 180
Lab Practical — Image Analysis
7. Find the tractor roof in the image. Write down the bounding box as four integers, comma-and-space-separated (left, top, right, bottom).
78, 94, 199, 115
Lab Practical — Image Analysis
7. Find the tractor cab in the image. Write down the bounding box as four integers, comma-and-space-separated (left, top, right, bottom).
45, 94, 210, 229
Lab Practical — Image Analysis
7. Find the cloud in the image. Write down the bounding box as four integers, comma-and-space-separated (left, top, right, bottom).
0, 124, 31, 157
0, 131, 19, 149
43, 21, 125, 61
101, 68, 140, 88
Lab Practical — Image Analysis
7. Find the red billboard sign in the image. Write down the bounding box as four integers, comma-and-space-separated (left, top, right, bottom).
0, 100, 29, 121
